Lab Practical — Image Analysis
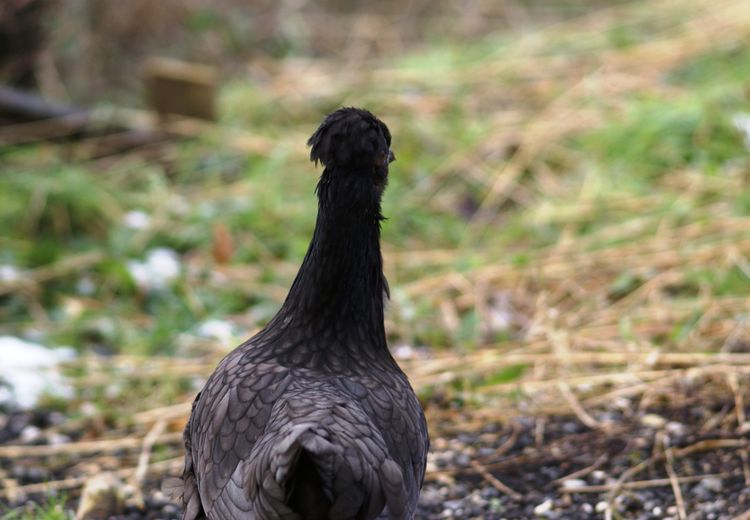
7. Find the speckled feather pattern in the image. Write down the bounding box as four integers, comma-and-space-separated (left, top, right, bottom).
180, 108, 429, 520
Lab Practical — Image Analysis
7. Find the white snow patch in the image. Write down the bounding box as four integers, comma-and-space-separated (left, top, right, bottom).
732, 112, 750, 149
76, 276, 96, 296
393, 344, 415, 360
127, 248, 181, 291
0, 336, 76, 409
0, 264, 20, 283
123, 210, 152, 230
197, 320, 235, 347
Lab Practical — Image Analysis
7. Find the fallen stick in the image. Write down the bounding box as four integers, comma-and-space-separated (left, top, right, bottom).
561, 472, 729, 494
0, 432, 183, 459
0, 251, 105, 296
0, 86, 84, 120
469, 459, 523, 501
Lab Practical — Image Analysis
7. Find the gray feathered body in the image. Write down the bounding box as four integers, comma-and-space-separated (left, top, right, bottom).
180, 108, 429, 520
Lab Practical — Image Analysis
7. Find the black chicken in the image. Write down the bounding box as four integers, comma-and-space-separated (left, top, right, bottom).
179, 108, 429, 519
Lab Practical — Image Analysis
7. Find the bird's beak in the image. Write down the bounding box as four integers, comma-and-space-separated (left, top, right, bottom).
388, 150, 396, 164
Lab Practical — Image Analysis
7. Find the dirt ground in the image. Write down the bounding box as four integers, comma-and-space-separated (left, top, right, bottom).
2, 369, 748, 519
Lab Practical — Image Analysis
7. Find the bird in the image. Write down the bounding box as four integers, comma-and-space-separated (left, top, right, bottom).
178, 107, 429, 520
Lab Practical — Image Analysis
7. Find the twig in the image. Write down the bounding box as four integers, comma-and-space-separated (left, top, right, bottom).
726, 373, 750, 486
563, 473, 729, 493
558, 381, 602, 430
469, 459, 523, 501
0, 432, 183, 458
129, 419, 168, 509
133, 403, 192, 424
133, 419, 168, 486
0, 113, 91, 144
661, 434, 687, 520
0, 458, 183, 499
534, 417, 546, 446
700, 404, 732, 433
553, 453, 608, 484
483, 422, 521, 460
727, 372, 747, 426
0, 251, 105, 296
607, 438, 747, 504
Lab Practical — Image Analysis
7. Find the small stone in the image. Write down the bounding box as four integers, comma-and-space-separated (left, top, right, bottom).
692, 476, 724, 500
48, 433, 71, 445
481, 486, 500, 499
76, 472, 125, 519
418, 486, 442, 507
444, 499, 464, 511
591, 470, 608, 482
161, 503, 180, 516
640, 414, 667, 428
454, 453, 471, 467
478, 447, 495, 457
665, 421, 687, 437
595, 501, 609, 513
533, 498, 553, 515
19, 425, 41, 443
700, 477, 722, 493
560, 478, 587, 490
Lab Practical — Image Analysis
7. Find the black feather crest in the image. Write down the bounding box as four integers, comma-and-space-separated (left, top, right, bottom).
308, 107, 392, 168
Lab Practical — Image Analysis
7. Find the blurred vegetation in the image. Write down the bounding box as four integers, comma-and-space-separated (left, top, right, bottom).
1, 494, 70, 520
0, 2, 750, 362
1, 0, 750, 404
3, 3, 750, 516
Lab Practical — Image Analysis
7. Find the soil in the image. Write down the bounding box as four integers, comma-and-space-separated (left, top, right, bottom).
2, 386, 748, 520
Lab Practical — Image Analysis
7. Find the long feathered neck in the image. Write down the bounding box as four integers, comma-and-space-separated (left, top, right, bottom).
269, 167, 389, 355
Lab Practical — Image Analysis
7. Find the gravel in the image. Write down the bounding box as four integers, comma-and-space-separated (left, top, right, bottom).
2, 391, 749, 519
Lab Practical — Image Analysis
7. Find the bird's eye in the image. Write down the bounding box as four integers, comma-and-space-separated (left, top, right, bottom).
376, 151, 387, 166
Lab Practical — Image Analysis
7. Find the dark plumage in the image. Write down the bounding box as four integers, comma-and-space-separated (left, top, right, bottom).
179, 108, 429, 519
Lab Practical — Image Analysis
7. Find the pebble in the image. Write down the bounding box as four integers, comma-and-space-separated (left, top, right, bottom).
665, 421, 688, 437
640, 413, 667, 428
698, 477, 722, 493
48, 432, 71, 445
533, 498, 553, 515
19, 425, 42, 443
5, 392, 749, 520
453, 453, 470, 467
590, 470, 608, 482
560, 478, 587, 490
443, 499, 464, 511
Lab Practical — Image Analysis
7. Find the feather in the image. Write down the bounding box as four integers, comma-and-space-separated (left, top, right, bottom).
177, 108, 429, 519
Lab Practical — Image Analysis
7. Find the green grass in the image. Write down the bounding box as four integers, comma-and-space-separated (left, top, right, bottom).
1, 496, 72, 520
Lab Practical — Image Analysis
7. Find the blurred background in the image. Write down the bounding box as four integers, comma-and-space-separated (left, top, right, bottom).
2, 0, 750, 518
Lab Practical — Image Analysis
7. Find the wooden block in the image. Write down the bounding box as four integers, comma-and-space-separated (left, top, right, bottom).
144, 57, 217, 121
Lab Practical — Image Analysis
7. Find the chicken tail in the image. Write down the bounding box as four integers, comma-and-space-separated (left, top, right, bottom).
247, 400, 410, 520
